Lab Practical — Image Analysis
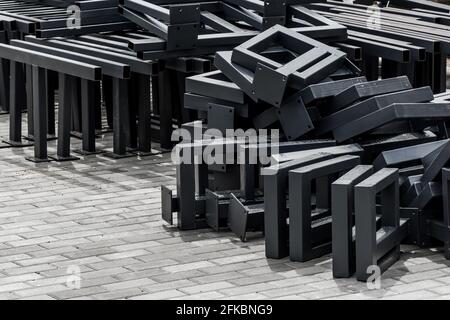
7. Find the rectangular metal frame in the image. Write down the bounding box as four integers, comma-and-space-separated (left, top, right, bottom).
288, 154, 361, 262
354, 168, 409, 281
315, 86, 434, 135
331, 165, 374, 278
332, 103, 450, 143
263, 152, 333, 259
230, 24, 347, 106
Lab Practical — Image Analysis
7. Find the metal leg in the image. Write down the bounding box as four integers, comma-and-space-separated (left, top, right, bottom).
82, 80, 97, 153
71, 78, 82, 137
127, 75, 138, 150
102, 75, 114, 130
151, 75, 159, 114
432, 53, 446, 94
442, 168, 450, 259
7, 62, 20, 141
177, 162, 198, 230
177, 71, 194, 124
94, 80, 102, 131
354, 178, 377, 281
289, 155, 360, 262
3, 61, 32, 147
150, 75, 159, 141
381, 59, 402, 79
50, 73, 79, 162
355, 168, 407, 281
414, 59, 428, 88
25, 64, 34, 140
175, 143, 209, 230
264, 171, 289, 259
158, 69, 174, 149
0, 58, 10, 113
240, 162, 256, 201
26, 66, 50, 163
46, 70, 57, 138
103, 78, 134, 159
399, 61, 416, 87
135, 73, 152, 155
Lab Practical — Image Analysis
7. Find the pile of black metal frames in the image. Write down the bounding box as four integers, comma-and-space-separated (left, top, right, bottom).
0, 0, 134, 37
119, 1, 348, 56
161, 4, 450, 282
0, 0, 450, 281
308, 0, 450, 93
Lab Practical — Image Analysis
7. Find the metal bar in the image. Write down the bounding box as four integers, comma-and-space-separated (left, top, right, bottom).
330, 76, 412, 113
120, 6, 168, 40
186, 70, 245, 104
300, 76, 367, 105
348, 30, 426, 61
0, 43, 101, 81
35, 21, 136, 38
200, 10, 243, 33
315, 10, 441, 53
331, 165, 374, 278
25, 64, 33, 139
13, 39, 130, 79
75, 0, 117, 10
27, 65, 49, 162
127, 74, 138, 149
272, 144, 363, 164
158, 69, 174, 149
54, 73, 79, 161
316, 86, 434, 135
46, 70, 56, 137
38, 14, 127, 29
443, 168, 450, 259
136, 72, 152, 153
25, 36, 156, 76
9, 61, 23, 143
346, 35, 410, 63
214, 50, 256, 101
373, 139, 449, 170
122, 0, 170, 22
80, 79, 97, 153
333, 103, 450, 143
110, 77, 131, 157
184, 93, 249, 117
354, 168, 404, 281
334, 42, 362, 61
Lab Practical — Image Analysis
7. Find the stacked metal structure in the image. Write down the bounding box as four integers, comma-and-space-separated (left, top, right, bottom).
159, 1, 450, 282
0, 0, 449, 282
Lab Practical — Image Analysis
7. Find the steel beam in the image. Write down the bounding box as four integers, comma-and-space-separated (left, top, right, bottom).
0, 43, 101, 81
329, 76, 412, 113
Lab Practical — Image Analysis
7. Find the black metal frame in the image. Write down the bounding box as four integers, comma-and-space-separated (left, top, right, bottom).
331, 164, 374, 278
288, 154, 361, 262
354, 168, 409, 281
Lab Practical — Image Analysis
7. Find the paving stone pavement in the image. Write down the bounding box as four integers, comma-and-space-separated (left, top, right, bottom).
0, 113, 449, 300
